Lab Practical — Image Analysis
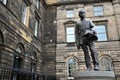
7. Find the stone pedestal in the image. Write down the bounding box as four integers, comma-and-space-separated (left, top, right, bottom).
72, 71, 115, 80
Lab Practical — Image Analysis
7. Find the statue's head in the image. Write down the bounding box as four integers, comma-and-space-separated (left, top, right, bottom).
78, 10, 86, 19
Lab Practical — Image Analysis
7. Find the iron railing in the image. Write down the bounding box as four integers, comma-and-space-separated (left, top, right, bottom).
0, 66, 45, 80
0, 45, 56, 80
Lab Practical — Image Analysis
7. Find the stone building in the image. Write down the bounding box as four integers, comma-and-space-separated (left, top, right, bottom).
54, 0, 120, 80
0, 0, 57, 79
0, 0, 120, 80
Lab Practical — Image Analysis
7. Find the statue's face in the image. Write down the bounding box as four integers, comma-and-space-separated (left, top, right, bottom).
79, 11, 85, 18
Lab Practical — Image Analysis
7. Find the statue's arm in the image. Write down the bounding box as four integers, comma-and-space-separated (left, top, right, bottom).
75, 24, 79, 40
90, 20, 95, 29
75, 24, 80, 49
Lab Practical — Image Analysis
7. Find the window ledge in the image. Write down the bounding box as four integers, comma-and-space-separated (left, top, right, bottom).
66, 42, 75, 47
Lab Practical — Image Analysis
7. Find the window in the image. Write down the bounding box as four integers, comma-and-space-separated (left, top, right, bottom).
67, 58, 77, 77
21, 1, 28, 24
16, 47, 22, 53
14, 44, 24, 69
0, 0, 7, 5
34, 19, 39, 37
66, 27, 75, 42
100, 56, 113, 71
30, 52, 37, 80
94, 5, 103, 16
31, 52, 37, 72
93, 25, 107, 41
66, 10, 74, 18
12, 44, 24, 80
16, 44, 24, 54
0, 31, 3, 44
0, 31, 3, 64
36, 0, 40, 9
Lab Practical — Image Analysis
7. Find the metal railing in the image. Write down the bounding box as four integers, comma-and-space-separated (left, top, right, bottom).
0, 44, 41, 80
0, 66, 45, 80
0, 45, 56, 80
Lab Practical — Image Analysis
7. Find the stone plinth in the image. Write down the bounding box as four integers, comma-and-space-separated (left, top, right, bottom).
72, 71, 115, 80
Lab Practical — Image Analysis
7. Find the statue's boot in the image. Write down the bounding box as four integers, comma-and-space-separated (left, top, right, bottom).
86, 65, 92, 71
94, 65, 99, 71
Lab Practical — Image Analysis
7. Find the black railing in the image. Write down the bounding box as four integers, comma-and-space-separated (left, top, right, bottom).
0, 66, 45, 80
0, 45, 56, 80
0, 66, 56, 80
0, 45, 41, 80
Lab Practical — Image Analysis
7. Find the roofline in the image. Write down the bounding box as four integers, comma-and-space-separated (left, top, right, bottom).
46, 0, 113, 6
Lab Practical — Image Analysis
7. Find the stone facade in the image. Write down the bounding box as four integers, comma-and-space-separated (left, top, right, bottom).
55, 0, 120, 80
0, 0, 55, 80
0, 0, 120, 80
42, 6, 57, 78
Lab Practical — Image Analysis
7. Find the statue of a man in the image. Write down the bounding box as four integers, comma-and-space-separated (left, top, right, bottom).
75, 10, 99, 71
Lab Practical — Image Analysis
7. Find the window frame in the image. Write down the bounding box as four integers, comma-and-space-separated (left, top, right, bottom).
36, 0, 40, 9
13, 43, 24, 69
21, 1, 28, 25
0, 31, 3, 44
0, 0, 7, 5
100, 56, 113, 71
66, 26, 75, 43
30, 52, 37, 72
0, 31, 3, 64
16, 43, 24, 54
66, 9, 74, 18
67, 57, 78, 78
34, 18, 39, 37
93, 5, 103, 16
93, 24, 108, 41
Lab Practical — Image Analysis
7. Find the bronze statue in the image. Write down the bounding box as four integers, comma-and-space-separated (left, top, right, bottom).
75, 10, 99, 71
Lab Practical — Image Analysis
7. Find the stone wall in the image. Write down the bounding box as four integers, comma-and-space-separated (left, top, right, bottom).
41, 5, 57, 78
0, 0, 46, 74
55, 0, 120, 80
